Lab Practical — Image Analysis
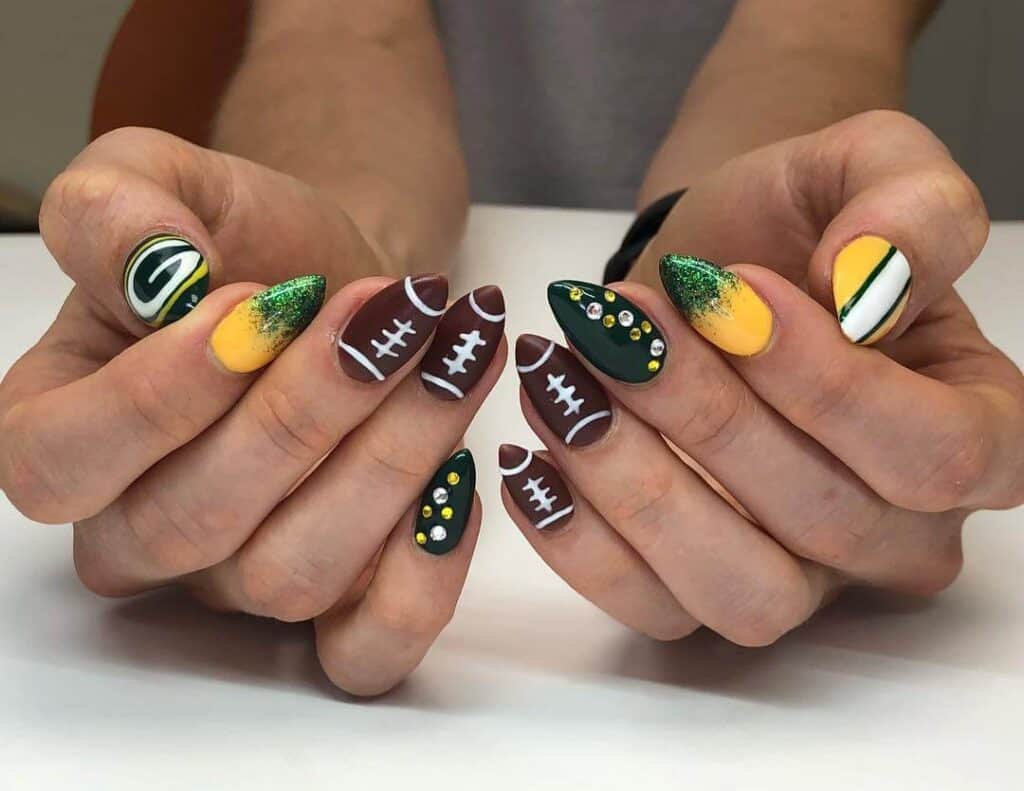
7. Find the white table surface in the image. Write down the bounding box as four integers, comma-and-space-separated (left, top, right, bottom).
1, 206, 1022, 790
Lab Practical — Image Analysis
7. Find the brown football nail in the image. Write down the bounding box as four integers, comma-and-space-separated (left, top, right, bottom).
338, 274, 448, 382
420, 285, 506, 400
515, 334, 612, 448
499, 444, 575, 530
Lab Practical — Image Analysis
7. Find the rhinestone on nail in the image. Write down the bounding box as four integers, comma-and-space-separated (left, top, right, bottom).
441, 506, 454, 520
421, 505, 433, 518
447, 472, 461, 486
586, 302, 603, 320
602, 314, 616, 328
648, 360, 661, 373
618, 310, 634, 327
432, 487, 449, 505
650, 339, 665, 357
569, 287, 583, 302
641, 320, 653, 334
629, 328, 642, 341
415, 532, 427, 545
604, 290, 616, 303
429, 525, 448, 542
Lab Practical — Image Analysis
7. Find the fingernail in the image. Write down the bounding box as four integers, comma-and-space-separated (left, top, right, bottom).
515, 334, 612, 448
659, 254, 772, 356
123, 233, 210, 328
832, 236, 911, 345
210, 274, 326, 373
547, 280, 666, 383
338, 275, 448, 382
498, 444, 574, 530
414, 448, 475, 555
420, 285, 505, 400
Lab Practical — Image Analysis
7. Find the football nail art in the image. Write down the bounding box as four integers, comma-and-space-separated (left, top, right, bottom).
123, 233, 209, 328
659, 254, 773, 356
499, 444, 574, 530
547, 280, 665, 383
832, 236, 911, 345
420, 285, 505, 400
516, 334, 612, 448
414, 449, 476, 555
210, 274, 326, 373
338, 275, 448, 382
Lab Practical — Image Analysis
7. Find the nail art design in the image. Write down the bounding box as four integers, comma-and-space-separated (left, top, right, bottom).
659, 254, 772, 356
420, 286, 505, 400
547, 280, 666, 383
338, 275, 448, 382
414, 449, 475, 555
832, 236, 911, 345
516, 334, 612, 448
123, 234, 209, 327
210, 274, 325, 373
499, 444, 574, 530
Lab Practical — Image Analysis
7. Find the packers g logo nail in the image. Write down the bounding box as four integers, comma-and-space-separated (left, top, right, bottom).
123, 234, 210, 327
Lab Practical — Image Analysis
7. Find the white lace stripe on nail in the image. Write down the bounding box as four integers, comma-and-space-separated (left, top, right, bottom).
564, 410, 611, 445
405, 276, 445, 317
535, 504, 574, 530
498, 449, 534, 477
469, 291, 505, 322
516, 340, 555, 373
420, 372, 465, 399
339, 341, 385, 381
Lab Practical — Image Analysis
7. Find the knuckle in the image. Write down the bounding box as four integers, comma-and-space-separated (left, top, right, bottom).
247, 385, 334, 465
236, 549, 332, 623
673, 376, 752, 456
72, 528, 128, 598
720, 584, 810, 648
927, 169, 989, 251
362, 426, 437, 484
120, 367, 204, 448
604, 467, 675, 536
644, 617, 700, 643
787, 498, 887, 570
366, 592, 454, 640
39, 165, 124, 258
786, 355, 860, 426
901, 413, 990, 511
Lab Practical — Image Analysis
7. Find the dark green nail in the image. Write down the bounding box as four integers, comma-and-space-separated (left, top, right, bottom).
413, 449, 475, 555
546, 280, 666, 383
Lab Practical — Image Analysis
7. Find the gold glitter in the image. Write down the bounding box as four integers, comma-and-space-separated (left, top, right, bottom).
447, 472, 460, 486
415, 532, 427, 545
604, 290, 616, 303
641, 320, 653, 334
602, 314, 616, 328
421, 505, 433, 518
648, 359, 661, 373
629, 328, 642, 340
569, 287, 583, 302
441, 506, 454, 520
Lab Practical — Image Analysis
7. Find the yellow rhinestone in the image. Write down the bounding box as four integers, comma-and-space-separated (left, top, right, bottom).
648, 359, 661, 373
604, 290, 616, 303
629, 327, 642, 341
441, 506, 454, 520
421, 505, 433, 518
569, 287, 583, 302
415, 532, 427, 545
447, 472, 460, 486
641, 320, 653, 334
602, 314, 616, 328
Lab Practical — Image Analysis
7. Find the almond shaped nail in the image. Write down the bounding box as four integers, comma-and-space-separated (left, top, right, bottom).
414, 449, 475, 555
659, 254, 772, 356
832, 236, 911, 345
123, 234, 209, 328
547, 280, 666, 383
420, 285, 505, 400
515, 334, 612, 448
499, 444, 574, 530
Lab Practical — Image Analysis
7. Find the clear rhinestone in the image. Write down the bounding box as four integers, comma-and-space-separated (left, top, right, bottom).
586, 302, 603, 320
432, 487, 449, 505
618, 310, 634, 327
429, 525, 448, 542
650, 339, 665, 357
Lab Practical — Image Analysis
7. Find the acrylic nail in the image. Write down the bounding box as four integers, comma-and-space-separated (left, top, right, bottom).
123, 233, 209, 327
659, 254, 772, 356
515, 334, 612, 448
414, 448, 475, 555
420, 285, 505, 400
547, 280, 666, 383
832, 235, 911, 345
498, 444, 574, 530
338, 275, 448, 382
209, 274, 325, 373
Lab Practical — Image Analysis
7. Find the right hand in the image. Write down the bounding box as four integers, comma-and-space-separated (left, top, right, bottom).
0, 127, 507, 695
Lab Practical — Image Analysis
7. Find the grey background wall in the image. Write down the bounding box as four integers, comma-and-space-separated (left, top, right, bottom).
0, 1, 1021, 223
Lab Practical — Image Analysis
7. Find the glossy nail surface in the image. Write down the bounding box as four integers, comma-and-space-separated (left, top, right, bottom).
547, 280, 666, 383
420, 286, 505, 400
499, 444, 574, 530
338, 275, 448, 382
210, 274, 325, 373
414, 449, 475, 555
123, 234, 209, 327
659, 254, 772, 356
832, 235, 911, 345
516, 334, 612, 448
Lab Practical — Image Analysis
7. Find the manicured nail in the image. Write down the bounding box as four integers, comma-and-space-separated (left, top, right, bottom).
659, 254, 772, 356
498, 444, 574, 530
832, 236, 911, 345
547, 280, 666, 383
515, 334, 612, 448
420, 285, 505, 400
210, 274, 325, 373
338, 275, 448, 382
414, 448, 475, 555
123, 233, 209, 328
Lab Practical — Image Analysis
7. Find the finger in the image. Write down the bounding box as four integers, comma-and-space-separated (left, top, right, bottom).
0, 281, 264, 524
72, 275, 446, 595
314, 456, 481, 697
499, 445, 699, 641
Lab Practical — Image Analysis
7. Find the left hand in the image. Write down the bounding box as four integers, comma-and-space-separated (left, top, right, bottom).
499, 110, 1024, 644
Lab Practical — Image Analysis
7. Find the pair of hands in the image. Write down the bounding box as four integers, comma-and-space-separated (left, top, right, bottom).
2, 112, 1022, 695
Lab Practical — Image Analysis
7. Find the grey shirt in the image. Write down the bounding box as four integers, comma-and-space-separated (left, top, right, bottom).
432, 1, 735, 209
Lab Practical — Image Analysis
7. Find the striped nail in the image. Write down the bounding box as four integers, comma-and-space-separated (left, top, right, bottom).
832, 236, 911, 345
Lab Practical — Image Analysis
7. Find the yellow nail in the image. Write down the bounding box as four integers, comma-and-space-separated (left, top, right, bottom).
210, 275, 326, 373
833, 236, 911, 345
659, 254, 773, 356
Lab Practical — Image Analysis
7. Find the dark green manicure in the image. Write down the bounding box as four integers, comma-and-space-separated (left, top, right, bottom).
414, 449, 475, 555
